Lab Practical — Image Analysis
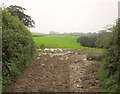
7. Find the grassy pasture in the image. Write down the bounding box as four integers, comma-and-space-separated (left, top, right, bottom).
33, 35, 82, 48
32, 34, 104, 52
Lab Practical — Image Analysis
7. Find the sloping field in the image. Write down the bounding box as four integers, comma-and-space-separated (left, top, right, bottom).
33, 35, 82, 48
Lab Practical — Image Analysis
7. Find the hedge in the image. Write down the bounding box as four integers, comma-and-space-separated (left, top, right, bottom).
2, 10, 35, 90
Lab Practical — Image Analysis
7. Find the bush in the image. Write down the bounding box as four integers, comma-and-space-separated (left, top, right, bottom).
77, 36, 97, 48
95, 32, 111, 48
2, 10, 35, 90
77, 30, 110, 48
99, 19, 120, 92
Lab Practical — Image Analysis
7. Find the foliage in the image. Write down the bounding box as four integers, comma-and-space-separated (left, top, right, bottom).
2, 10, 35, 90
95, 31, 111, 48
6, 5, 35, 28
77, 30, 110, 48
77, 36, 97, 48
99, 19, 120, 92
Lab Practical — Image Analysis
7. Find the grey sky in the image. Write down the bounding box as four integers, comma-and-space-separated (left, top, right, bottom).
2, 0, 119, 34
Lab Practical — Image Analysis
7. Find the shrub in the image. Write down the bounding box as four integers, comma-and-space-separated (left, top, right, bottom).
77, 36, 97, 48
77, 30, 110, 48
2, 10, 35, 90
99, 19, 120, 92
95, 32, 111, 48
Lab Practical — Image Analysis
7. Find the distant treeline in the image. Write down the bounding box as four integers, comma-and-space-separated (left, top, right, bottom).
49, 31, 105, 36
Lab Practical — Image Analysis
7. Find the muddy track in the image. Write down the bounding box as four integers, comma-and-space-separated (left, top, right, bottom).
5, 49, 101, 92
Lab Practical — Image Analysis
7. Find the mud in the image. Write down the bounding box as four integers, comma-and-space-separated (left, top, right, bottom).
5, 48, 101, 92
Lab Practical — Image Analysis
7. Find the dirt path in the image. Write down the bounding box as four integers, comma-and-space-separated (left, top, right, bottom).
5, 48, 101, 92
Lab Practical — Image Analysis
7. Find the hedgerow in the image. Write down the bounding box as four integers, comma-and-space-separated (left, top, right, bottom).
99, 19, 120, 92
2, 10, 35, 90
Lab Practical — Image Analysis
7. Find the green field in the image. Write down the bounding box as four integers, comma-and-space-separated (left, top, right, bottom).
33, 35, 82, 48
33, 34, 104, 52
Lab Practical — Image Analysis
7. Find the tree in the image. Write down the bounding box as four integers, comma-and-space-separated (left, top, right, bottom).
6, 5, 35, 28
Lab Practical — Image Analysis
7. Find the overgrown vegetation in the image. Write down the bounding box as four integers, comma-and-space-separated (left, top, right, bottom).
77, 36, 97, 48
76, 20, 119, 92
2, 9, 35, 90
95, 32, 111, 48
99, 19, 120, 92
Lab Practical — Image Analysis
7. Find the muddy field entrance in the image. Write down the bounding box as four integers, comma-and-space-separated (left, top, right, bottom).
6, 48, 101, 92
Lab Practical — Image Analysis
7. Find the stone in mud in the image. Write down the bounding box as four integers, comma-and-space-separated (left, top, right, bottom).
70, 65, 74, 69
75, 58, 82, 62
65, 57, 69, 60
76, 84, 83, 88
67, 51, 71, 54
44, 48, 49, 51
41, 63, 45, 67
38, 54, 41, 56
75, 53, 78, 55
94, 80, 99, 84
57, 48, 63, 52
42, 53, 47, 55
37, 57, 40, 60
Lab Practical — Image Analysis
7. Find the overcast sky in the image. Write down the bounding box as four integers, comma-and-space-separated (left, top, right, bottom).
2, 0, 119, 34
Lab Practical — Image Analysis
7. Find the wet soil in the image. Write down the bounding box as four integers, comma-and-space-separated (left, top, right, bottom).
5, 48, 101, 92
